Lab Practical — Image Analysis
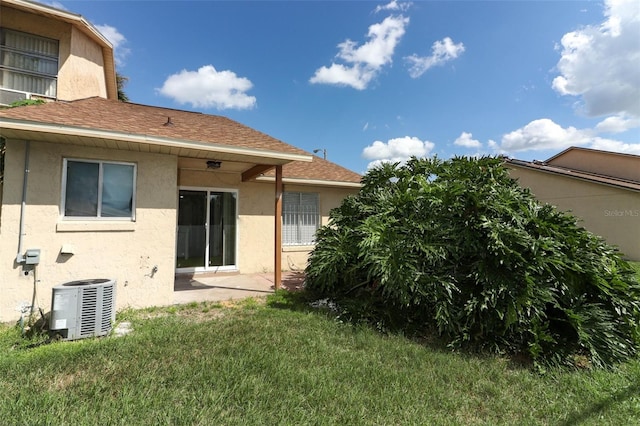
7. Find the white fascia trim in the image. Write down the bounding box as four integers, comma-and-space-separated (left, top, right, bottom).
255, 176, 362, 188
0, 118, 313, 163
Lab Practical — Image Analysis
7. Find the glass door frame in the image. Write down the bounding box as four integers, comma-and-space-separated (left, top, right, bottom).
176, 186, 239, 273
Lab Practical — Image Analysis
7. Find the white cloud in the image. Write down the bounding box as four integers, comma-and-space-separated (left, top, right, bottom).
487, 139, 502, 152
551, 0, 640, 118
43, 1, 66, 10
453, 131, 482, 148
374, 1, 412, 13
500, 119, 592, 152
594, 114, 640, 133
95, 24, 130, 67
496, 118, 640, 155
309, 63, 376, 90
589, 137, 640, 155
405, 37, 465, 78
157, 65, 256, 110
310, 15, 409, 90
362, 136, 434, 168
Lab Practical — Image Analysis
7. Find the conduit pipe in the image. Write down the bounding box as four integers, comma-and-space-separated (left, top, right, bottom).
16, 140, 30, 264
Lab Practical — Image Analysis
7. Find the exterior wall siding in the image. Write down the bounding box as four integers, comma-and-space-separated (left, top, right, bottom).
509, 166, 640, 261
548, 150, 640, 182
0, 142, 357, 322
177, 169, 358, 273
58, 26, 108, 100
0, 6, 108, 101
0, 140, 178, 322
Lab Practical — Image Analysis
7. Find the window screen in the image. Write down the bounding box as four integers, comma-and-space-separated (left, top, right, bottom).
283, 192, 319, 246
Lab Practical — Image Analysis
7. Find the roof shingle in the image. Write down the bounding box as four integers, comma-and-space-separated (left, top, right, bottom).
0, 97, 307, 155
0, 97, 362, 184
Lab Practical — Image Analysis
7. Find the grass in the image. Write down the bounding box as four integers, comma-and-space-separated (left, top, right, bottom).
1, 291, 639, 425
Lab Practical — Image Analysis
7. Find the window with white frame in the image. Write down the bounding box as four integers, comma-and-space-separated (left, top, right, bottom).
282, 192, 320, 246
62, 159, 136, 219
0, 28, 59, 97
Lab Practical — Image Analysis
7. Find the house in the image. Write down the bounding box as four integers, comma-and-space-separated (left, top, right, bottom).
0, 0, 117, 104
0, 0, 361, 323
505, 147, 640, 260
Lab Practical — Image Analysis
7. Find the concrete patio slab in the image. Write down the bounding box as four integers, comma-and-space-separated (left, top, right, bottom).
172, 271, 305, 305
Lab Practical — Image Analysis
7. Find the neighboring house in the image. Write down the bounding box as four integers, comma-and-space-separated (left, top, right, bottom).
0, 0, 361, 323
505, 147, 640, 261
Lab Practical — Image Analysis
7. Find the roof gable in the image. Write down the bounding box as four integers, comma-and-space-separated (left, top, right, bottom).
544, 146, 640, 182
505, 157, 640, 192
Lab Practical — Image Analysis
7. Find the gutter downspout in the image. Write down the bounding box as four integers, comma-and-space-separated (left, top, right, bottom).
16, 141, 30, 264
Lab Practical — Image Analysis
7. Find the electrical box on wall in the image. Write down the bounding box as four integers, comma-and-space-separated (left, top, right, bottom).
24, 249, 41, 265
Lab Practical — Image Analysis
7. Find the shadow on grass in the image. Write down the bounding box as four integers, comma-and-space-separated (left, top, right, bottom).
279, 271, 306, 292
266, 288, 316, 312
266, 288, 475, 360
266, 288, 540, 372
560, 382, 640, 425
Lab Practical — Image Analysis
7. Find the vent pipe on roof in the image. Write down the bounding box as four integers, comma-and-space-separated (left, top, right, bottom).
16, 141, 30, 264
163, 117, 173, 126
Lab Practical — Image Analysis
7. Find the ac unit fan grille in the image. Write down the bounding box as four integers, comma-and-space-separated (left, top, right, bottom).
50, 279, 116, 341
79, 288, 98, 337
101, 285, 115, 332
78, 284, 115, 338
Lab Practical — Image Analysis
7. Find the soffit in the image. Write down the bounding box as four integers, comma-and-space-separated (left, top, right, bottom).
0, 126, 304, 166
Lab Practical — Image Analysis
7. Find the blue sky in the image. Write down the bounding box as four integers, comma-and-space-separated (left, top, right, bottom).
53, 0, 639, 173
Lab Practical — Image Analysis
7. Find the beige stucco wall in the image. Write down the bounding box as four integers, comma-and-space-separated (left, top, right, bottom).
0, 5, 108, 101
0, 139, 177, 323
548, 150, 640, 182
0, 144, 357, 322
178, 169, 358, 273
509, 166, 640, 260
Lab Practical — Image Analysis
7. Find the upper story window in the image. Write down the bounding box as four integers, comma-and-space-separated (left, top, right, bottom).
0, 28, 59, 98
283, 192, 320, 246
62, 159, 136, 220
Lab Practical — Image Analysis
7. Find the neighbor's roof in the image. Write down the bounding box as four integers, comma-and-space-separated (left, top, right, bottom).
545, 146, 640, 164
0, 97, 362, 184
505, 157, 640, 192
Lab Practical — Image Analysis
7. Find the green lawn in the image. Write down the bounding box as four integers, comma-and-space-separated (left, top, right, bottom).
1, 290, 639, 425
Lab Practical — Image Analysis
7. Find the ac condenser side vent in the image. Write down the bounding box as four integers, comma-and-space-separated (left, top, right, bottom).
49, 279, 116, 341
0, 88, 28, 106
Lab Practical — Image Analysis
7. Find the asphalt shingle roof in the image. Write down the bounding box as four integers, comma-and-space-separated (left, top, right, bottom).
0, 97, 362, 184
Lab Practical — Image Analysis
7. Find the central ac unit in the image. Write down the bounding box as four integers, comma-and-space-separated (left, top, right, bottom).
49, 279, 116, 341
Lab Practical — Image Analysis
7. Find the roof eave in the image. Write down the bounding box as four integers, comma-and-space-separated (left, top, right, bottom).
0, 117, 313, 164
255, 175, 362, 188
505, 160, 640, 193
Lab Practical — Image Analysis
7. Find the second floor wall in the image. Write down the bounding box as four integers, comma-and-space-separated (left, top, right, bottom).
0, 1, 116, 104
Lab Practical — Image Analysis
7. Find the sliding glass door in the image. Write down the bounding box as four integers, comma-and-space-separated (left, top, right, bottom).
176, 189, 237, 271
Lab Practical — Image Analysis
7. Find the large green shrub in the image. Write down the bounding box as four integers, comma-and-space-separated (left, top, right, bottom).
305, 156, 640, 367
